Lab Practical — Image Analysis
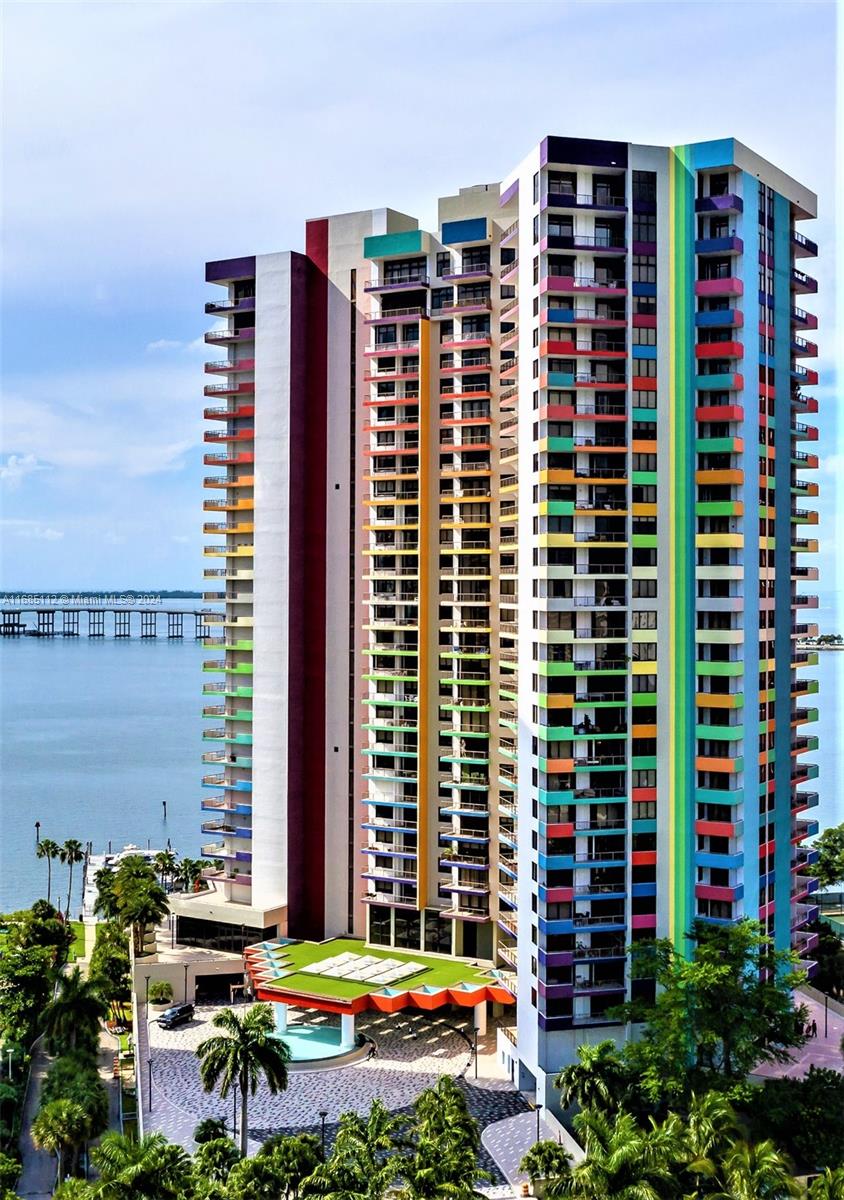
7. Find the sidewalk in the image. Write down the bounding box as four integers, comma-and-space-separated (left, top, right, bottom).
16, 1039, 55, 1200
753, 990, 844, 1080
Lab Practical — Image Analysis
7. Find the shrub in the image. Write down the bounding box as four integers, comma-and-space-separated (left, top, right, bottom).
148, 980, 174, 1004
0, 1153, 20, 1193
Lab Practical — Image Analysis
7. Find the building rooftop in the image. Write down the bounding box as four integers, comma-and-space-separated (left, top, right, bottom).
245, 936, 515, 1013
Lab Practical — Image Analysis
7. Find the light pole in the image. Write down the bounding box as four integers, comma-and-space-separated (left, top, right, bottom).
473, 1027, 478, 1079
319, 1110, 328, 1160
184, 964, 189, 1003
535, 1103, 543, 1143
825, 994, 829, 1038
148, 1056, 153, 1113
6, 1049, 13, 1080
232, 1081, 238, 1142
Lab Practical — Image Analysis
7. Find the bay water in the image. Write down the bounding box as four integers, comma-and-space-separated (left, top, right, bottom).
1, 627, 842, 913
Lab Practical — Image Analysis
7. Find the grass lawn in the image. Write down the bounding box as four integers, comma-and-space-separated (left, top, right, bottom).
258, 936, 494, 1003
69, 921, 86, 960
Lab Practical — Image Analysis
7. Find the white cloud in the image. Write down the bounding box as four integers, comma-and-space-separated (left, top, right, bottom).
146, 338, 183, 353
0, 453, 47, 489
2, 362, 201, 478
2, 519, 64, 541
171, 534, 190, 544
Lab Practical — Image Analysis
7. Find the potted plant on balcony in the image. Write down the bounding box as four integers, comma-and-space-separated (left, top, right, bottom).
148, 980, 174, 1010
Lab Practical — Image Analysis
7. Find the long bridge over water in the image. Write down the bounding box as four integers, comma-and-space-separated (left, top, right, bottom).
1, 606, 213, 639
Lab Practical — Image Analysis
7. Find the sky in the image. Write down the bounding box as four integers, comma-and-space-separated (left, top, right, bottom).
0, 0, 840, 625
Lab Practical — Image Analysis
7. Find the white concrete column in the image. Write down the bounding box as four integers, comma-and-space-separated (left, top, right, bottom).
473, 1000, 487, 1036
340, 1012, 355, 1048
273, 1002, 288, 1033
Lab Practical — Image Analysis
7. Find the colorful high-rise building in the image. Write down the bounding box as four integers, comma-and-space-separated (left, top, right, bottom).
182, 136, 820, 1107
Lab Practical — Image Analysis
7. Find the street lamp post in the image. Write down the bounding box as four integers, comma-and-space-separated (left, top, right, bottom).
184, 964, 189, 1004
148, 1057, 153, 1113
825, 993, 829, 1039
473, 1027, 478, 1080
319, 1110, 328, 1160
535, 1103, 543, 1143
233, 1081, 238, 1142
6, 1049, 13, 1080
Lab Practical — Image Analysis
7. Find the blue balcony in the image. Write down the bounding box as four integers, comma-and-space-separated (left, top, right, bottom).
695, 235, 743, 256
694, 308, 742, 330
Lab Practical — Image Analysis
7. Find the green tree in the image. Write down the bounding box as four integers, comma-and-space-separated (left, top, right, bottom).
708, 1139, 799, 1200
112, 857, 169, 956
31, 1099, 90, 1183
153, 851, 177, 891
176, 859, 204, 893
90, 1131, 193, 1199
41, 1052, 109, 1140
567, 1107, 677, 1200
35, 839, 61, 907
196, 1004, 291, 1156
89, 923, 131, 1017
401, 1081, 489, 1200
0, 1153, 20, 1194
92, 868, 119, 921
226, 1154, 294, 1200
748, 1066, 844, 1171
53, 1179, 95, 1199
0, 943, 53, 1043
258, 1134, 321, 1200
192, 1137, 241, 1185
554, 1040, 630, 1113
615, 920, 807, 1104
43, 966, 108, 1055
809, 1168, 844, 1199
814, 824, 844, 889
193, 1117, 229, 1145
60, 840, 85, 920
519, 1141, 573, 1194
412, 1075, 478, 1155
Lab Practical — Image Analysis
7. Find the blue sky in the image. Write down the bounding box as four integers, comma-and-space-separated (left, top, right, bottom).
1, 0, 839, 625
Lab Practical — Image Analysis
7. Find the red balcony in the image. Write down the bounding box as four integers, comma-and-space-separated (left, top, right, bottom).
694, 277, 743, 298
204, 405, 255, 422
695, 341, 743, 360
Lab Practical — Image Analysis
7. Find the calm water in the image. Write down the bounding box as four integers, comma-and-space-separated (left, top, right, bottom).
0, 631, 842, 913
0, 630, 203, 912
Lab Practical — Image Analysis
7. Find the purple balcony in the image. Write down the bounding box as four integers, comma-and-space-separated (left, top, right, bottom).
695, 194, 744, 215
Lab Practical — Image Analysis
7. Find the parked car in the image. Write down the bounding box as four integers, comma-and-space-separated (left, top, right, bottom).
156, 1003, 195, 1029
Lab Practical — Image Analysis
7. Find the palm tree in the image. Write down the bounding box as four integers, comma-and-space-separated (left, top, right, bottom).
809, 1168, 844, 1199
554, 1040, 629, 1113
412, 1075, 478, 1155
399, 1142, 490, 1200
709, 1140, 800, 1200
259, 1134, 322, 1200
93, 867, 118, 920
520, 1141, 573, 1196
43, 966, 108, 1055
60, 839, 85, 919
674, 1091, 741, 1193
112, 859, 169, 955
567, 1107, 677, 1199
31, 1098, 90, 1184
90, 1131, 192, 1199
196, 1004, 291, 1155
154, 850, 177, 891
36, 838, 61, 906
176, 857, 203, 892
304, 1102, 404, 1199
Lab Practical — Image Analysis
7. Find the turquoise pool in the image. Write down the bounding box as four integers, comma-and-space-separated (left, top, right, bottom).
271, 1023, 353, 1062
